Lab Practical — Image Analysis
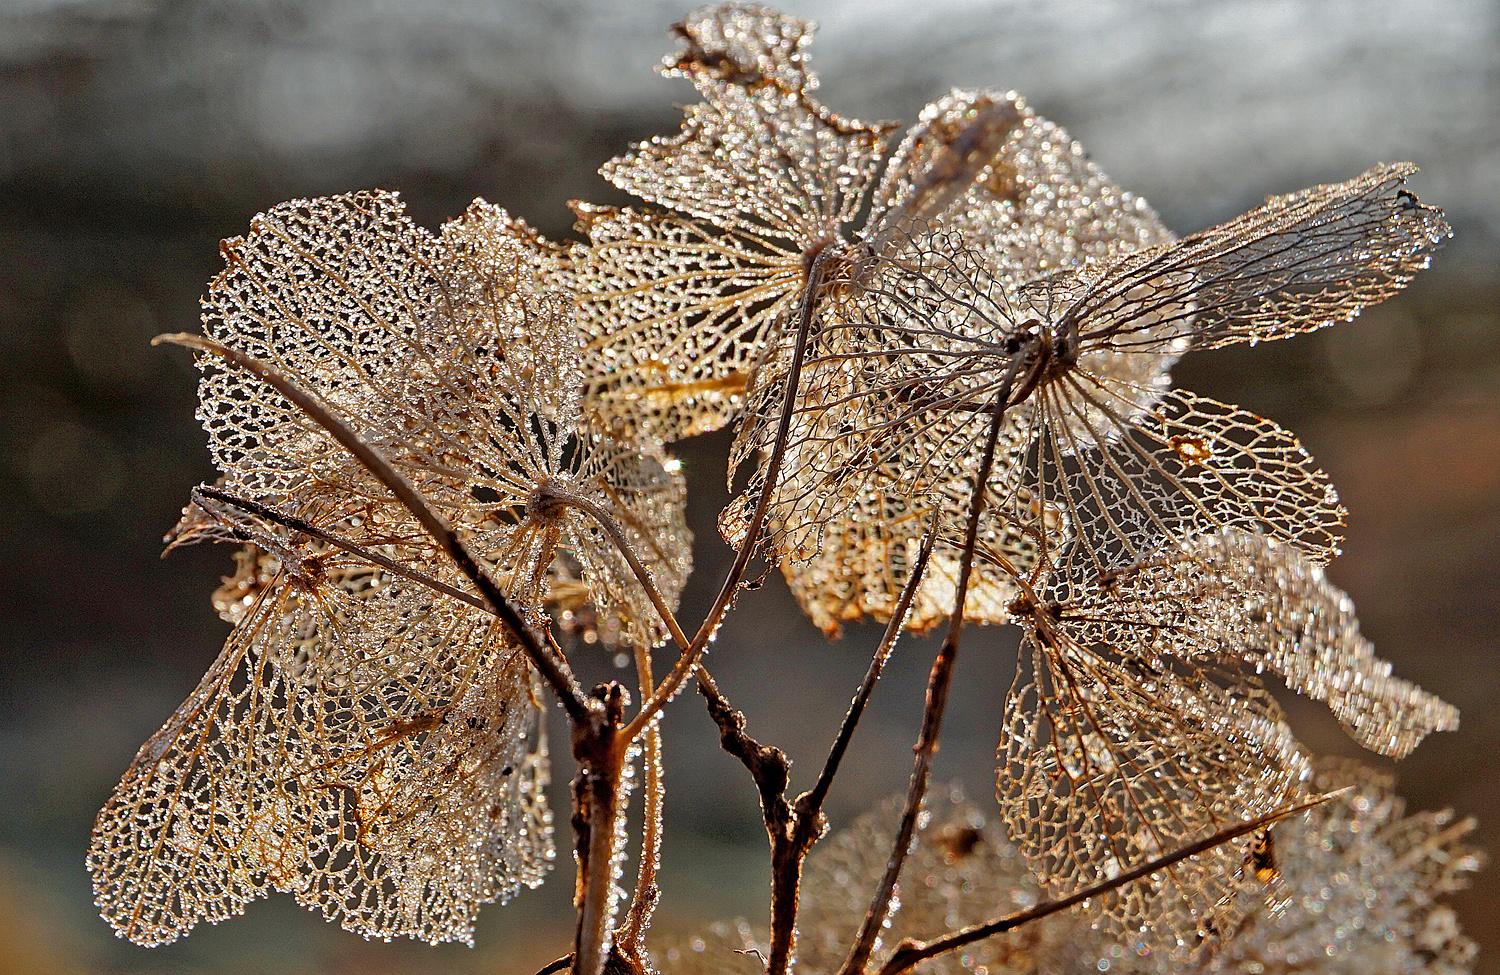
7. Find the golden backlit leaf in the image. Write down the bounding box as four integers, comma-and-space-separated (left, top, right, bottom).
95, 188, 697, 946
1001, 589, 1309, 953
733, 91, 1182, 631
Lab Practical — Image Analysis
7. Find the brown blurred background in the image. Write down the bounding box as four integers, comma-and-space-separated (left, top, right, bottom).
1, 1, 1496, 973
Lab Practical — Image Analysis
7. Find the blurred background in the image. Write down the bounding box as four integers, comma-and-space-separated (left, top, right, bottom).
2, 0, 1497, 972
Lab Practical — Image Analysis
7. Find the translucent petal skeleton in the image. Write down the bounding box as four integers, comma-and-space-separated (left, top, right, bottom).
93, 190, 692, 945
577, 5, 1192, 632
656, 774, 1480, 975
576, 3, 894, 443
999, 530, 1457, 951
192, 190, 691, 648
763, 165, 1449, 621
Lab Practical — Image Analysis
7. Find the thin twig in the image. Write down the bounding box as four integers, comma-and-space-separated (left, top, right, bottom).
799, 531, 935, 819
664, 246, 838, 740
550, 489, 693, 656
750, 533, 936, 975
841, 350, 1028, 975
873, 791, 1350, 975
192, 486, 490, 614
155, 332, 593, 725
615, 642, 664, 960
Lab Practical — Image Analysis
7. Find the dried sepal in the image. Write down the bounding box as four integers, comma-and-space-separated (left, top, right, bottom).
1066, 164, 1451, 355
999, 528, 1460, 951
665, 3, 819, 94
1090, 531, 1461, 758
574, 204, 802, 440
198, 190, 444, 501
576, 4, 900, 443
89, 513, 552, 946
770, 484, 1022, 636
1034, 385, 1345, 580
603, 24, 888, 237
1001, 588, 1311, 953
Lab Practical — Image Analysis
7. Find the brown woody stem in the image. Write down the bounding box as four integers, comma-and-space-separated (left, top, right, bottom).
841, 351, 1026, 975
572, 685, 629, 975
800, 531, 935, 820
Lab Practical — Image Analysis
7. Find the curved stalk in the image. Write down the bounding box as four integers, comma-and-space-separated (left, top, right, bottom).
548, 490, 693, 656
614, 640, 665, 960
642, 246, 839, 735
192, 486, 490, 613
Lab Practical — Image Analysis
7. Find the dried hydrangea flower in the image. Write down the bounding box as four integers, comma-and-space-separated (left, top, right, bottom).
1000, 530, 1457, 952
575, 4, 895, 443
740, 111, 1179, 631
193, 190, 690, 647
760, 165, 1448, 618
92, 189, 693, 946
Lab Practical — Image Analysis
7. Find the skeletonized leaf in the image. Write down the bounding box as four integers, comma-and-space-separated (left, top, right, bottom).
1000, 528, 1458, 951
1088, 531, 1461, 758
1059, 760, 1483, 974
194, 191, 691, 648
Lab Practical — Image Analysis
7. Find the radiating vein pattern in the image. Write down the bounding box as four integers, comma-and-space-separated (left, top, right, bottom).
728, 90, 1186, 631
93, 188, 692, 945
578, 4, 892, 442
999, 529, 1458, 949
757, 164, 1447, 625
194, 190, 691, 648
